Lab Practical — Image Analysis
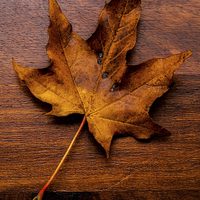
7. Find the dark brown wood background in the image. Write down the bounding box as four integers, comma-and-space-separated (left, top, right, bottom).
0, 0, 199, 199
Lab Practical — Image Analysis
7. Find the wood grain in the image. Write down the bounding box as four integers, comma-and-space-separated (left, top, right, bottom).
0, 0, 199, 199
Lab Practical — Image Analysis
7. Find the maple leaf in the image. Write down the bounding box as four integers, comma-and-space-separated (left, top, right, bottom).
13, 0, 192, 159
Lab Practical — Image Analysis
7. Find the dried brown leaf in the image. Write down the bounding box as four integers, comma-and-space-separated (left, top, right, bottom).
13, 0, 192, 157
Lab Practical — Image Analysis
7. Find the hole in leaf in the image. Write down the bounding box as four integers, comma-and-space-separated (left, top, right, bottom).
102, 71, 108, 79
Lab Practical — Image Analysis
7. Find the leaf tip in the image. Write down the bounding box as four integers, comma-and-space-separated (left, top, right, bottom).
164, 50, 192, 73
12, 59, 32, 82
182, 50, 192, 61
12, 59, 23, 76
12, 58, 19, 73
12, 57, 16, 66
175, 50, 192, 70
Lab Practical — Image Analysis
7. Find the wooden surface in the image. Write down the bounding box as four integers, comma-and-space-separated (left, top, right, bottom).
0, 0, 199, 199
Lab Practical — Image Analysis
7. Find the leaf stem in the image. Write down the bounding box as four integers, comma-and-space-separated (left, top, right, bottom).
33, 115, 86, 200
